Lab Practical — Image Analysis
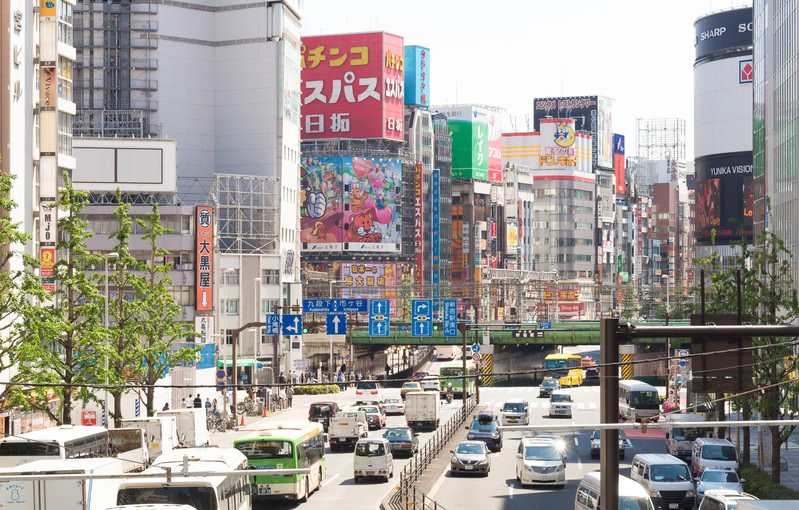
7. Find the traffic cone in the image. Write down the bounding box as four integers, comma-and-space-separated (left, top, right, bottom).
240, 413, 245, 426
262, 404, 267, 417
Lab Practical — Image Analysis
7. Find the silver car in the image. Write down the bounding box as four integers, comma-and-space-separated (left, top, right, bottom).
696, 469, 744, 503
450, 440, 490, 476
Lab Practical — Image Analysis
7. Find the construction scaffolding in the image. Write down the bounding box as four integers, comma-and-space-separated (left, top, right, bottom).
636, 118, 686, 161
214, 174, 280, 255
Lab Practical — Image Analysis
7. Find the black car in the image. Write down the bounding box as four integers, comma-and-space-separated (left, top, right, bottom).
466, 412, 503, 452
382, 427, 419, 457
308, 401, 340, 432
584, 366, 600, 386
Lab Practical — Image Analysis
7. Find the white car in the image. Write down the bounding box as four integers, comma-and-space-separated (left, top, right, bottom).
515, 437, 567, 488
355, 380, 384, 403
421, 377, 441, 393
548, 390, 573, 418
381, 398, 405, 415
500, 399, 529, 426
696, 469, 744, 503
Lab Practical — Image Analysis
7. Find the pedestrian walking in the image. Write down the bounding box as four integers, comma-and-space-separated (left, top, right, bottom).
162, 402, 170, 411
286, 385, 294, 408
204, 398, 212, 412
183, 397, 192, 409
193, 394, 202, 408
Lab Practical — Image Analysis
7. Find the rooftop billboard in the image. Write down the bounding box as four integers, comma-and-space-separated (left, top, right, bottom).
434, 105, 503, 181
404, 45, 430, 107
301, 32, 405, 141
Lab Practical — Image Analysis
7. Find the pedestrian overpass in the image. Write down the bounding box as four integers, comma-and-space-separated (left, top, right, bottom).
347, 319, 689, 346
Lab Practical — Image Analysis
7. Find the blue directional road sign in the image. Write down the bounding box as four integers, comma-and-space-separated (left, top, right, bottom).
326, 314, 347, 335
471, 343, 480, 353
411, 299, 433, 337
539, 321, 553, 330
281, 314, 302, 336
369, 299, 390, 337
443, 299, 458, 337
303, 298, 368, 313
265, 314, 281, 335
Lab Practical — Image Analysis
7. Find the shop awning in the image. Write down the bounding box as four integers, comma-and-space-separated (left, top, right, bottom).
216, 359, 264, 369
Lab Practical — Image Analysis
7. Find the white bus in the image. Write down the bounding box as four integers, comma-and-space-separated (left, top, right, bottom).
619, 380, 661, 422
116, 447, 251, 510
0, 425, 109, 467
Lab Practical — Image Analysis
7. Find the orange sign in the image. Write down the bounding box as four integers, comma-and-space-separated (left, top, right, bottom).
195, 206, 214, 312
40, 1, 56, 17
40, 247, 55, 277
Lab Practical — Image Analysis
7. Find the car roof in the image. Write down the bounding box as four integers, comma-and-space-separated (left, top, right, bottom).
521, 437, 557, 446
550, 390, 570, 396
702, 489, 757, 501
504, 398, 528, 404
695, 437, 735, 445
402, 381, 421, 386
457, 440, 487, 447
632, 453, 686, 464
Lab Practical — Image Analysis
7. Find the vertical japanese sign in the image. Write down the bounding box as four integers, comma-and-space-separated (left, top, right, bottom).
404, 45, 430, 107
195, 206, 214, 312
39, 1, 57, 293
613, 134, 626, 195
431, 169, 441, 309
413, 162, 424, 287
301, 32, 405, 140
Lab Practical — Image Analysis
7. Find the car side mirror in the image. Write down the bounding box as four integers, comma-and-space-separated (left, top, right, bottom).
741, 478, 746, 483
450, 449, 454, 454
516, 453, 522, 458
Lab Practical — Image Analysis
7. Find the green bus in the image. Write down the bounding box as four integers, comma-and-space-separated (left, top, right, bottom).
233, 421, 326, 502
439, 360, 477, 397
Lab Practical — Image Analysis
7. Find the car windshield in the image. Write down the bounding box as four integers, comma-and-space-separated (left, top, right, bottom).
359, 407, 378, 414
384, 429, 411, 440
619, 496, 654, 510
402, 382, 420, 388
630, 391, 660, 407
542, 379, 557, 387
524, 444, 561, 460
235, 440, 293, 459
357, 381, 378, 390
470, 421, 497, 433
456, 443, 485, 454
591, 430, 627, 440
702, 445, 737, 461
650, 464, 691, 482
672, 427, 707, 441
502, 402, 526, 413
355, 442, 385, 456
702, 470, 739, 483
309, 405, 332, 417
550, 394, 571, 403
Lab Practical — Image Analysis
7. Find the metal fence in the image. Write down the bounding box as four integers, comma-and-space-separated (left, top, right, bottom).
386, 396, 476, 510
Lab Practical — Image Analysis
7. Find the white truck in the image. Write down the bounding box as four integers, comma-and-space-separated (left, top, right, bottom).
155, 408, 209, 447
120, 416, 180, 462
405, 391, 440, 431
664, 413, 709, 462
0, 457, 123, 510
328, 409, 369, 452
108, 428, 149, 472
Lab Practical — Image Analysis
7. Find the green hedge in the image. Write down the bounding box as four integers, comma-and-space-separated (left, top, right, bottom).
292, 384, 340, 395
741, 463, 799, 499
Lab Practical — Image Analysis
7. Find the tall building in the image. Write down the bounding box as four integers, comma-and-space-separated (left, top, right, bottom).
693, 7, 754, 266
71, 0, 305, 379
754, 1, 799, 289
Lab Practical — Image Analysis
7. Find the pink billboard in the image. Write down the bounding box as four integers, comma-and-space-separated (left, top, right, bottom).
301, 32, 405, 141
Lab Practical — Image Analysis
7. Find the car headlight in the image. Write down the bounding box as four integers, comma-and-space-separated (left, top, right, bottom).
649, 488, 661, 498
687, 489, 695, 497
467, 433, 475, 440
451, 457, 462, 464
557, 462, 566, 471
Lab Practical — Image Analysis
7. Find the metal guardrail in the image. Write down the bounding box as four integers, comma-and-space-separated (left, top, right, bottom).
386, 396, 476, 510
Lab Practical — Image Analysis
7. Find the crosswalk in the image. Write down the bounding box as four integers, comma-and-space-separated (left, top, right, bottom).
477, 385, 601, 412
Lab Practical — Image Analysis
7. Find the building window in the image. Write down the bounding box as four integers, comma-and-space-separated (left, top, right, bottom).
261, 269, 280, 285
223, 269, 239, 285
220, 329, 233, 345
221, 299, 239, 315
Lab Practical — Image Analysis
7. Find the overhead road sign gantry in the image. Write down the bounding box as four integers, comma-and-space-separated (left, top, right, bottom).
326, 313, 347, 335
303, 298, 368, 313
411, 299, 433, 337
443, 299, 458, 337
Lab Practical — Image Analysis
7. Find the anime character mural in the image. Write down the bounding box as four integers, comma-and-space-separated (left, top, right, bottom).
301, 157, 345, 249
342, 157, 402, 251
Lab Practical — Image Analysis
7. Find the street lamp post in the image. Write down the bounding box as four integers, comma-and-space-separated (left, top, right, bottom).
103, 252, 119, 427
231, 320, 265, 428
253, 277, 261, 389
328, 280, 342, 383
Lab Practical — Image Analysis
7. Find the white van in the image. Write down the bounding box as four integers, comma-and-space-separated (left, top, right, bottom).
630, 453, 696, 510
575, 471, 654, 510
353, 437, 394, 483
691, 437, 739, 476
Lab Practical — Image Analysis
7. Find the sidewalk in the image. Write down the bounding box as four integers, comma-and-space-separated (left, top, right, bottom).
749, 435, 799, 492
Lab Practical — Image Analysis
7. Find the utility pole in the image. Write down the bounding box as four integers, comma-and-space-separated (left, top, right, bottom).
231, 320, 265, 428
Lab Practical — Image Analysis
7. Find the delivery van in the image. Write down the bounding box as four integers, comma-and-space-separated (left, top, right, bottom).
353, 437, 394, 483
575, 471, 654, 510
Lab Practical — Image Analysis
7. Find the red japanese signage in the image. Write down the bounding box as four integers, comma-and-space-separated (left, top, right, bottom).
301, 32, 405, 141
195, 206, 214, 312
413, 162, 424, 286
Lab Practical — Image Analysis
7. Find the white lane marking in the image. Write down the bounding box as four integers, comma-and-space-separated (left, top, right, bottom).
508, 485, 514, 500
321, 473, 340, 488
576, 457, 584, 473
427, 464, 449, 499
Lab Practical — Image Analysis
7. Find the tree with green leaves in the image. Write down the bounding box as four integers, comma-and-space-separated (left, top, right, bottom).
131, 203, 197, 417
696, 228, 799, 483
10, 176, 106, 424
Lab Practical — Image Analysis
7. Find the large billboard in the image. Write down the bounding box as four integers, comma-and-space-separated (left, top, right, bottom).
533, 95, 614, 170
404, 45, 430, 107
694, 151, 753, 245
301, 156, 403, 253
694, 7, 753, 63
195, 206, 214, 312
301, 32, 405, 141
434, 105, 502, 181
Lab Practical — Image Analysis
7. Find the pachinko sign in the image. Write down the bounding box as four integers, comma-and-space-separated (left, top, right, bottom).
301, 32, 404, 141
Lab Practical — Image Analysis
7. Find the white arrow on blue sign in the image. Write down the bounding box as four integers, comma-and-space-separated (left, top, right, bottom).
369, 299, 390, 337
412, 299, 433, 337
281, 314, 302, 335
471, 343, 480, 353
327, 314, 346, 335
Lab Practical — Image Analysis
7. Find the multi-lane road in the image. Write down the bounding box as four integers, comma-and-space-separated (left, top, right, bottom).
213, 359, 668, 509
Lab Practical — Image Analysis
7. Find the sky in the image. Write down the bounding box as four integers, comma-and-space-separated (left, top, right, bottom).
301, 0, 752, 159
